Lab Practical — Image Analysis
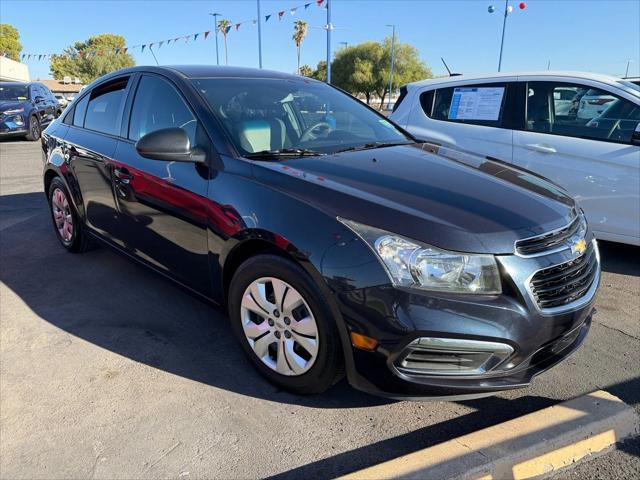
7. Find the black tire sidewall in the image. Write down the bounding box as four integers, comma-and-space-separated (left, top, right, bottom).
228, 254, 342, 394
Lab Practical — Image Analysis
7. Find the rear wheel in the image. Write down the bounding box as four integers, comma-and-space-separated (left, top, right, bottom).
25, 115, 40, 141
47, 177, 91, 253
228, 254, 342, 394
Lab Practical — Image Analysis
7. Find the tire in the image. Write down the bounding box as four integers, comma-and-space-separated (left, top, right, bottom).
25, 115, 41, 141
47, 177, 91, 253
228, 254, 343, 394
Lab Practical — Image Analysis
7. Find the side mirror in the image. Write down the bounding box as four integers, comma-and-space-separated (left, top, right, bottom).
35, 95, 45, 103
135, 128, 206, 163
632, 123, 640, 145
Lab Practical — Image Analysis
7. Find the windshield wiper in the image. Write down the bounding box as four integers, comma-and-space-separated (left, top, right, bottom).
335, 141, 411, 153
244, 148, 325, 159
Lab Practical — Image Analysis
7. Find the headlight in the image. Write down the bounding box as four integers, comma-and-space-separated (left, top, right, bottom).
2, 108, 24, 115
339, 219, 502, 294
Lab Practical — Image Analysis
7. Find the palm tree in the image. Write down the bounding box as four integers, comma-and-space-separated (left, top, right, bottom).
218, 19, 231, 65
292, 20, 308, 75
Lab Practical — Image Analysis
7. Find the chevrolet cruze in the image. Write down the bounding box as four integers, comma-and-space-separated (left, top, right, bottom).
41, 66, 600, 399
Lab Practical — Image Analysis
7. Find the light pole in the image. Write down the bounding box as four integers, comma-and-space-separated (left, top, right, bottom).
209, 12, 222, 65
339, 41, 348, 50
326, 0, 332, 84
625, 59, 633, 78
256, 0, 263, 68
386, 24, 396, 111
488, 2, 526, 72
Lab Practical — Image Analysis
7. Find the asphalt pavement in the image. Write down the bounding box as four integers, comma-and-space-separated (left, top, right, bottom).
1, 140, 638, 479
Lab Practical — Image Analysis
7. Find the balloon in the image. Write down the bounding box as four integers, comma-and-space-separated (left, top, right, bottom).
507, 5, 513, 13
519, 2, 527, 9
488, 5, 496, 13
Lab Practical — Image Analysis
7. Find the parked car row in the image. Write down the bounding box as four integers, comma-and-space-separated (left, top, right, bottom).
391, 71, 640, 246
0, 82, 63, 141
41, 66, 601, 399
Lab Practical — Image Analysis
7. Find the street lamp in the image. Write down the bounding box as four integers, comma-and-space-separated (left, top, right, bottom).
386, 24, 396, 111
209, 12, 222, 66
488, 1, 526, 72
339, 41, 348, 49
326, 0, 332, 84
256, 0, 263, 68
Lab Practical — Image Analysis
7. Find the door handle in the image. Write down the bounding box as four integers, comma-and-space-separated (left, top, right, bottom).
525, 143, 557, 154
114, 167, 133, 184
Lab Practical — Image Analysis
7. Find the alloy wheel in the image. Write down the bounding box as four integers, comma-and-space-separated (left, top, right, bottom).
240, 277, 319, 376
51, 188, 73, 243
31, 118, 40, 139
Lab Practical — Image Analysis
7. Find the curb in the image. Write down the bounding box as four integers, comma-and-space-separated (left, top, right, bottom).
337, 390, 639, 480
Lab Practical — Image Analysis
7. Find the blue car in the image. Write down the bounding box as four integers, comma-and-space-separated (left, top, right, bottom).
0, 82, 61, 141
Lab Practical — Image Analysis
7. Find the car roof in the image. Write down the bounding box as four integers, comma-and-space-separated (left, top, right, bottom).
407, 71, 633, 89
96, 65, 303, 81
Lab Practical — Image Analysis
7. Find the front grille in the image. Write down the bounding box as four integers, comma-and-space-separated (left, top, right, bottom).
516, 214, 583, 256
530, 242, 598, 310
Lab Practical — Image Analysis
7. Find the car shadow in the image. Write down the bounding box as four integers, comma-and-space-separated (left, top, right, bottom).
2, 192, 638, 412
598, 240, 640, 276
0, 192, 388, 409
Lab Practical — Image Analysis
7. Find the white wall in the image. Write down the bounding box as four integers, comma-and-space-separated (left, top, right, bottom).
0, 57, 30, 82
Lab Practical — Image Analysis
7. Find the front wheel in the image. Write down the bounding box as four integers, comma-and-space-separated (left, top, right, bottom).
228, 254, 343, 394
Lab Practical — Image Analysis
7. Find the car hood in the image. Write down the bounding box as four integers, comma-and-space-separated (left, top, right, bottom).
252, 143, 577, 254
0, 101, 27, 112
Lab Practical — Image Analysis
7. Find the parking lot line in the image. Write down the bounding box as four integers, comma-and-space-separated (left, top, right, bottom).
337, 390, 639, 480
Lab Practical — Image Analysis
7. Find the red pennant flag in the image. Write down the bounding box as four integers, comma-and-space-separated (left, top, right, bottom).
278, 11, 285, 20
235, 23, 241, 30
316, 0, 324, 6
204, 31, 211, 39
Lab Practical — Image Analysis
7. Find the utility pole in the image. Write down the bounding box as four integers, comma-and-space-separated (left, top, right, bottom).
386, 24, 396, 111
209, 12, 222, 65
257, 0, 263, 68
326, 0, 332, 84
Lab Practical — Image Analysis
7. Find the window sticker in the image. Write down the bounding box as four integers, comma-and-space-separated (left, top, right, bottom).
449, 87, 505, 121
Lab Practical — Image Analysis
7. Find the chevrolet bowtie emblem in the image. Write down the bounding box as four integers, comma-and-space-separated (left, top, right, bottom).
571, 238, 587, 255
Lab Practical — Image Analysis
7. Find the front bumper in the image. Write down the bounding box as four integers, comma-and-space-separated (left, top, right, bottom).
333, 242, 599, 399
0, 116, 28, 136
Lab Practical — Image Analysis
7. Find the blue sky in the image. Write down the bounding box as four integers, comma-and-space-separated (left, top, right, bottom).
3, 0, 639, 80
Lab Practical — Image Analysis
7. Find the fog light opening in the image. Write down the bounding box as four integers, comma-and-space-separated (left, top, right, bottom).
397, 337, 514, 376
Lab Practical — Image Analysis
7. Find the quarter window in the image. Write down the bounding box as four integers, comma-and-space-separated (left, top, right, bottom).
72, 95, 89, 128
526, 81, 640, 144
84, 77, 129, 136
128, 75, 197, 143
427, 83, 508, 127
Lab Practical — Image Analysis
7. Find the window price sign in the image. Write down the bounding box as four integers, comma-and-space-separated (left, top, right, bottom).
449, 87, 505, 121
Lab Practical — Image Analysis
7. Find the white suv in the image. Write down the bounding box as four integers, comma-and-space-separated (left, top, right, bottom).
391, 72, 640, 246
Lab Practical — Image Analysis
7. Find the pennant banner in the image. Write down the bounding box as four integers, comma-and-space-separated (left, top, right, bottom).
20, 0, 328, 61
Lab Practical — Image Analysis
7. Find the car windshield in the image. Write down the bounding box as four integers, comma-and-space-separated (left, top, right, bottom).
0, 84, 29, 102
192, 77, 412, 157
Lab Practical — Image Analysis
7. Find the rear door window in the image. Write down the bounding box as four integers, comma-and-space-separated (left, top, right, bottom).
429, 83, 509, 127
84, 77, 129, 136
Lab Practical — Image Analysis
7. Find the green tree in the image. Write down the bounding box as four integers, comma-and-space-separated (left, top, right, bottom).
0, 24, 22, 61
292, 20, 309, 75
50, 34, 134, 84
316, 37, 431, 109
299, 64, 313, 77
218, 19, 231, 65
311, 61, 327, 82
378, 36, 432, 108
